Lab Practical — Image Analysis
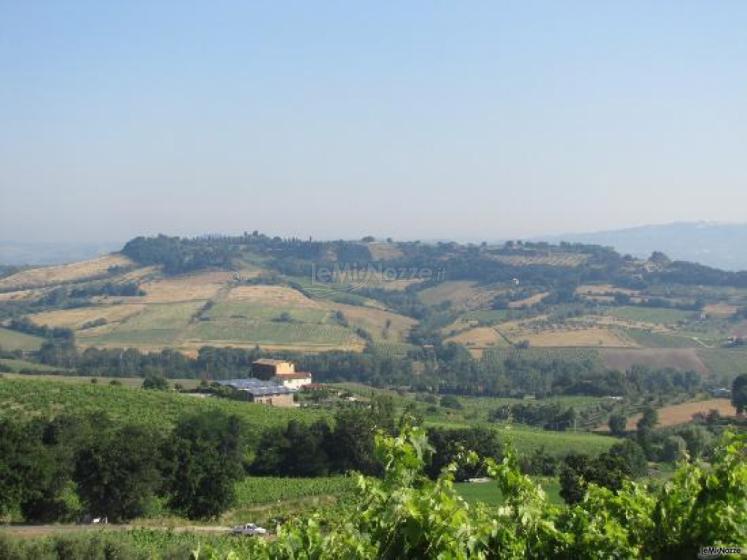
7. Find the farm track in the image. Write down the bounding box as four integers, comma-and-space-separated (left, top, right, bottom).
0, 524, 232, 539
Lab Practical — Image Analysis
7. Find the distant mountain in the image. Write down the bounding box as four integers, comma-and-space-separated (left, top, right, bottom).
537, 222, 747, 271
0, 240, 123, 266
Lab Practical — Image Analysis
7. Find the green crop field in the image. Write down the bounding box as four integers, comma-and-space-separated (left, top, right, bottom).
625, 329, 697, 348
455, 477, 562, 507
235, 476, 356, 506
0, 358, 69, 373
462, 309, 511, 324
332, 383, 618, 456
604, 306, 694, 325
0, 377, 325, 429
0, 372, 201, 388
187, 319, 358, 346
206, 300, 329, 323
0, 326, 45, 351
82, 301, 203, 346
697, 348, 747, 380
481, 346, 603, 365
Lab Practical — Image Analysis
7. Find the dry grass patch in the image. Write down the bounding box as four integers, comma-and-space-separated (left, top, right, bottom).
0, 254, 133, 290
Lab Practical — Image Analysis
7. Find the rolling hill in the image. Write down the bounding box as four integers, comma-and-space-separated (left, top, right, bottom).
0, 232, 745, 380
538, 222, 747, 271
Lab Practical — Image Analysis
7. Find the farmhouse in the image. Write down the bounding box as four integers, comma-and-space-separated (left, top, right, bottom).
252, 358, 296, 377
217, 378, 295, 407
252, 358, 313, 389
273, 371, 313, 390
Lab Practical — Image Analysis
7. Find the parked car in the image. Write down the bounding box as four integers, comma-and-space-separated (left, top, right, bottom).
231, 523, 268, 536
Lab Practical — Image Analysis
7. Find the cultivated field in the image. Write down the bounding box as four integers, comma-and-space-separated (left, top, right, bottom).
703, 303, 738, 318
29, 303, 146, 330
604, 306, 694, 325
418, 281, 502, 310
80, 301, 204, 348
327, 302, 416, 343
0, 326, 44, 351
445, 326, 508, 350
0, 377, 325, 429
134, 271, 233, 303
520, 327, 634, 348
601, 348, 709, 374
508, 292, 549, 309
0, 254, 133, 291
489, 252, 588, 267
456, 478, 563, 507
625, 398, 737, 429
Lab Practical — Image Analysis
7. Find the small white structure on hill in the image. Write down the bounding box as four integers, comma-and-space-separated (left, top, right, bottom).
273, 371, 313, 390
252, 359, 313, 390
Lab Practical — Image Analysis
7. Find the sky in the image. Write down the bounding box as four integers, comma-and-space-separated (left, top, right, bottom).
1, 1, 746, 244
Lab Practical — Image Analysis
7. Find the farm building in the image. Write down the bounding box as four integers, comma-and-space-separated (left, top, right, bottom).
217, 378, 295, 407
252, 358, 296, 377
273, 371, 313, 390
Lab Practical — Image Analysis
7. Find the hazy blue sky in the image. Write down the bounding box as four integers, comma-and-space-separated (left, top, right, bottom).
1, 1, 745, 243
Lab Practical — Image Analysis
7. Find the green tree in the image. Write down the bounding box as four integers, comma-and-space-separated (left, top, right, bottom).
74, 424, 163, 521
661, 435, 688, 462
732, 373, 747, 414
439, 395, 463, 410
142, 373, 168, 390
18, 415, 101, 522
0, 420, 51, 517
164, 412, 245, 519
637, 406, 659, 431
608, 439, 648, 477
608, 413, 627, 436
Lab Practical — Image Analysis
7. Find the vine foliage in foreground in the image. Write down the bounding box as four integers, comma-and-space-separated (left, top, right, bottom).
194, 427, 746, 559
